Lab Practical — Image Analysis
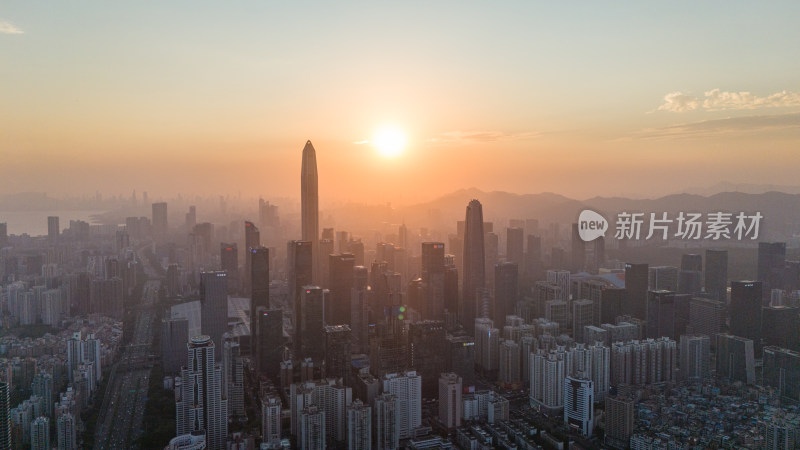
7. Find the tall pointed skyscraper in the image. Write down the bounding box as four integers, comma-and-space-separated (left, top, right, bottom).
301, 140, 320, 282
462, 199, 485, 334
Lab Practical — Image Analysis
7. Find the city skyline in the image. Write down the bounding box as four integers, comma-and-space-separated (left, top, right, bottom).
1, 3, 800, 449
2, 2, 799, 203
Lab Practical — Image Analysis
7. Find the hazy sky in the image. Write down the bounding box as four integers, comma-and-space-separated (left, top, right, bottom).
2, 2, 799, 205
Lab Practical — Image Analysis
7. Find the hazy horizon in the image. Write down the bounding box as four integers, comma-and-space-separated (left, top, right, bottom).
2, 2, 799, 205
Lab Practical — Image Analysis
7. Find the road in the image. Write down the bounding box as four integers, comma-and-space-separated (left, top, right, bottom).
93, 279, 160, 449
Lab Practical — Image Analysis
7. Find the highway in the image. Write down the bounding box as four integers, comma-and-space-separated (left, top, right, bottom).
93, 279, 160, 449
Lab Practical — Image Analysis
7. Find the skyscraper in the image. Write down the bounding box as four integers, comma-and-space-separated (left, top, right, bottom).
462, 200, 485, 334
525, 234, 542, 280
729, 281, 762, 345
646, 290, 675, 339
244, 221, 261, 292
220, 243, 238, 292
716, 333, 755, 384
571, 223, 586, 272
407, 321, 447, 398
162, 318, 189, 375
445, 334, 476, 391
327, 254, 355, 325
174, 336, 228, 450
324, 325, 352, 383
758, 242, 787, 300
47, 216, 59, 241
624, 263, 648, 320
506, 227, 524, 266
289, 240, 313, 348
254, 308, 284, 380
301, 140, 320, 283
705, 249, 728, 301
200, 271, 228, 360
421, 242, 446, 320
297, 286, 326, 363
222, 336, 245, 420
648, 266, 678, 291
762, 306, 800, 351
350, 266, 369, 353
494, 262, 518, 326
762, 346, 800, 403
152, 202, 168, 236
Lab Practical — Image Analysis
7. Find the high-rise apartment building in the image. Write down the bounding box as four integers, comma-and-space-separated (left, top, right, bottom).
716, 333, 755, 385
563, 377, 594, 437
175, 336, 228, 450
346, 400, 371, 450
763, 346, 800, 403
374, 393, 400, 450
0, 382, 8, 450
261, 394, 282, 443
604, 394, 635, 449
381, 371, 421, 439
679, 334, 710, 381
438, 373, 462, 429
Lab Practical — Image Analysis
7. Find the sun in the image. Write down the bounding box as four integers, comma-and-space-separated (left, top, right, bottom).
372, 125, 407, 158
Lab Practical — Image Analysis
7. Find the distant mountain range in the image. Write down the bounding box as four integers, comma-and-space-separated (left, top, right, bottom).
675, 181, 800, 196
395, 188, 800, 241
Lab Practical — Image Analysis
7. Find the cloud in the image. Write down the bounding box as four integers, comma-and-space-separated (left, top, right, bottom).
657, 92, 700, 112
630, 112, 800, 140
0, 20, 23, 35
426, 130, 539, 145
352, 140, 369, 145
657, 89, 800, 112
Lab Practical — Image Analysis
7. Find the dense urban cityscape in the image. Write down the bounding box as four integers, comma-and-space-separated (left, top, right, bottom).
3, 2, 800, 449
0, 139, 798, 449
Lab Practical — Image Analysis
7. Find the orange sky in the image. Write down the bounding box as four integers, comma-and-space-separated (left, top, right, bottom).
2, 2, 799, 204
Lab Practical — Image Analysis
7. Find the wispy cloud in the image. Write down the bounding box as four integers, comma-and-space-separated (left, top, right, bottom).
657, 89, 800, 112
0, 20, 23, 35
426, 130, 539, 145
628, 112, 800, 140
352, 140, 370, 145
